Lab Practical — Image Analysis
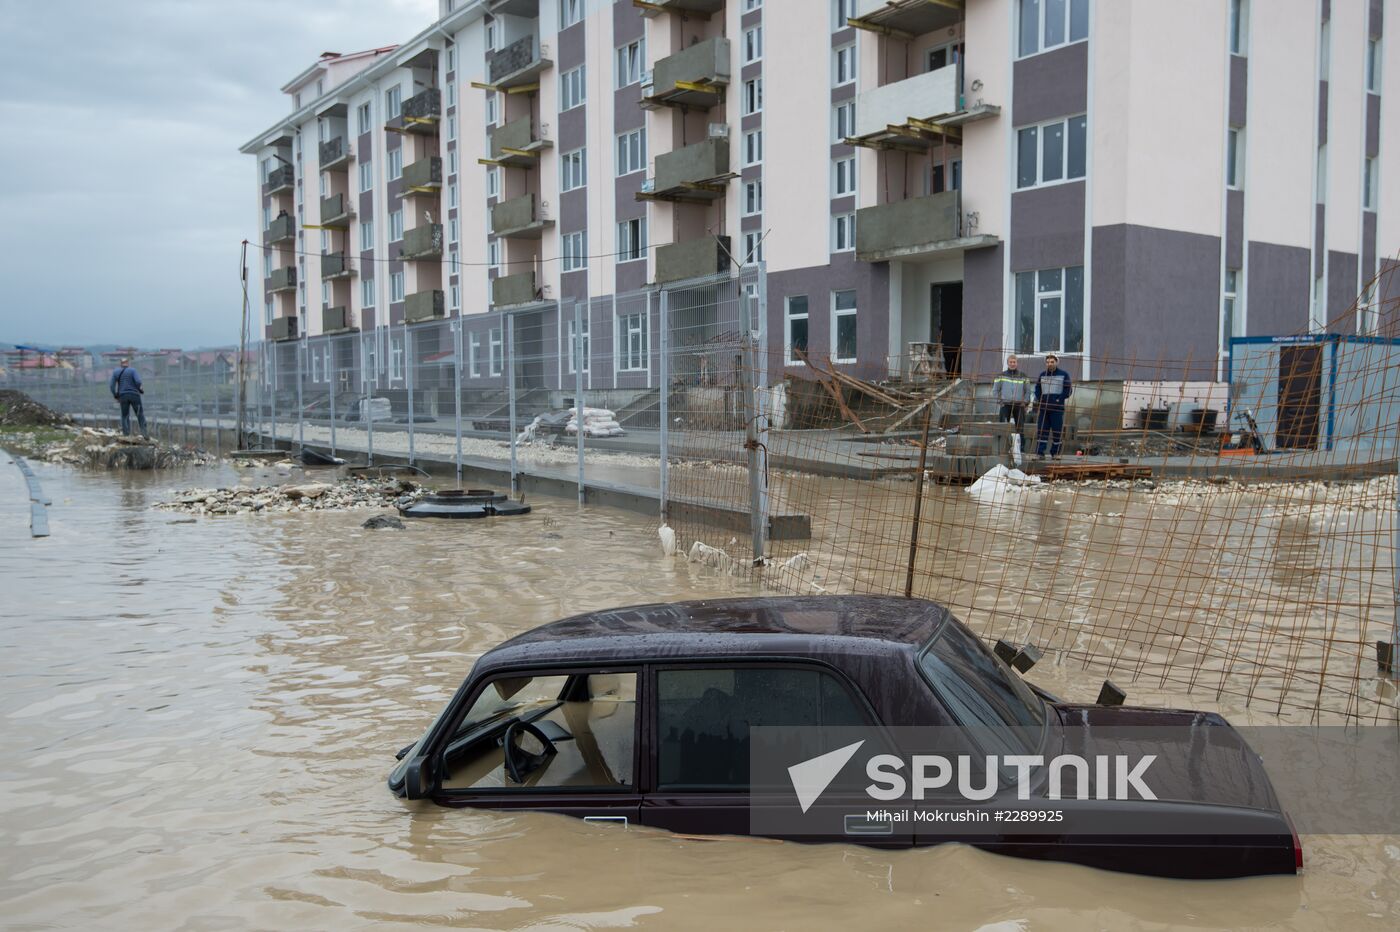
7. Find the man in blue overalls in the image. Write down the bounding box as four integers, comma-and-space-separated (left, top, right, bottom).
1033, 353, 1072, 458
108, 357, 148, 437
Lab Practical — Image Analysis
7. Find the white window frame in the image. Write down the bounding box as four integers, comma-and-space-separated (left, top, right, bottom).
390, 332, 405, 382
743, 180, 763, 216
468, 331, 482, 377
745, 0, 762, 10
616, 38, 646, 89
489, 327, 503, 376
831, 290, 858, 364
616, 128, 646, 176
449, 217, 459, 243
488, 239, 501, 274
391, 271, 405, 302
447, 115, 457, 140
446, 81, 456, 108
833, 44, 857, 87
617, 311, 648, 372
1368, 37, 1383, 93
449, 182, 457, 207
1014, 266, 1085, 355
485, 21, 498, 52
617, 216, 647, 262
744, 129, 763, 166
744, 26, 763, 64
449, 149, 458, 176
485, 91, 499, 126
566, 317, 591, 375
389, 209, 404, 242
1364, 156, 1379, 211
560, 66, 586, 111
1226, 126, 1245, 190
359, 160, 373, 192
263, 252, 273, 278
1015, 114, 1087, 189
1017, 0, 1090, 59
487, 166, 500, 197
361, 277, 376, 309
832, 156, 856, 197
831, 212, 856, 252
359, 220, 374, 251
784, 295, 809, 366
356, 102, 371, 135
450, 283, 460, 310
832, 100, 855, 143
387, 147, 403, 180
385, 85, 402, 119
446, 48, 455, 73
743, 231, 764, 265
562, 230, 587, 272
743, 77, 763, 115
1229, 0, 1249, 56
561, 148, 587, 192
1220, 267, 1240, 359
560, 0, 583, 29
832, 0, 854, 31
264, 295, 274, 326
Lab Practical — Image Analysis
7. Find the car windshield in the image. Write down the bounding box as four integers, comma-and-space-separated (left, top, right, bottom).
918, 618, 1045, 756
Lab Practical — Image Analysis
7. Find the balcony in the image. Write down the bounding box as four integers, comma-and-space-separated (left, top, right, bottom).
321, 253, 355, 279
265, 214, 296, 244
489, 0, 539, 15
655, 235, 730, 286
267, 266, 297, 293
269, 315, 298, 341
319, 193, 353, 228
402, 156, 442, 194
396, 89, 442, 134
262, 164, 294, 195
645, 137, 731, 202
492, 271, 537, 308
644, 37, 730, 110
850, 63, 999, 149
855, 191, 997, 262
405, 289, 445, 322
490, 194, 552, 239
319, 137, 351, 170
849, 0, 965, 36
646, 0, 726, 15
322, 306, 354, 333
487, 117, 551, 167
488, 34, 552, 89
400, 224, 444, 260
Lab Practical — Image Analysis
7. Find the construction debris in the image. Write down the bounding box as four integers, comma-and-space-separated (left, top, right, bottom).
9, 426, 217, 469
362, 514, 406, 530
157, 476, 422, 515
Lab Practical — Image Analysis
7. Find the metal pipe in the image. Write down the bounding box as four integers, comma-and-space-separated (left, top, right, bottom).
508, 311, 519, 496
575, 299, 585, 505
658, 289, 669, 521
904, 397, 935, 599
453, 318, 463, 485
406, 322, 416, 466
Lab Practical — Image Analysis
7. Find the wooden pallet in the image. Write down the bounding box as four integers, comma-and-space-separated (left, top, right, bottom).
1038, 462, 1154, 481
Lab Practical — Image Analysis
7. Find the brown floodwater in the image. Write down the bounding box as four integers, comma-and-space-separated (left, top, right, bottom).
1, 461, 1397, 930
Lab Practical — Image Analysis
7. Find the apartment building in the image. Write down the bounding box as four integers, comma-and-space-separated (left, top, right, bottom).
242, 0, 1399, 384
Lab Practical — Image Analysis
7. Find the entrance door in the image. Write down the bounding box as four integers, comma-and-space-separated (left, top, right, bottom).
931, 283, 963, 377
1276, 345, 1322, 450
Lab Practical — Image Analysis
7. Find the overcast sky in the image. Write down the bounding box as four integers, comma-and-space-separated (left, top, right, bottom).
0, 0, 437, 349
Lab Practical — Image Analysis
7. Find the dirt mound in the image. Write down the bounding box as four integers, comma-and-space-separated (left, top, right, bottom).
39, 428, 218, 469
0, 390, 71, 427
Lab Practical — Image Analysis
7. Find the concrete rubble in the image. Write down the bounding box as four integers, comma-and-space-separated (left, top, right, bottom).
156, 477, 423, 516
3, 424, 217, 469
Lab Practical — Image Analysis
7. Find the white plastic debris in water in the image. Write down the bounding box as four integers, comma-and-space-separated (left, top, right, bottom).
686, 540, 736, 574
1011, 433, 1023, 467
658, 524, 678, 556
967, 463, 1041, 503
564, 406, 626, 438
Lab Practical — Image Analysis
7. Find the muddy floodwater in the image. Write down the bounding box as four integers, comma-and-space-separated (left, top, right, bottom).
2, 462, 1398, 930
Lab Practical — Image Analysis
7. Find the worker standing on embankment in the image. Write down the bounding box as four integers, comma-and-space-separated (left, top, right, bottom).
1033, 353, 1072, 458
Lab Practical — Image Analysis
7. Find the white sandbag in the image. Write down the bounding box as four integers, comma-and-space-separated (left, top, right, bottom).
967, 463, 1040, 503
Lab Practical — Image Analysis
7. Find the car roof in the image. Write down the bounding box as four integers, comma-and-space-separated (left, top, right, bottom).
474, 595, 949, 674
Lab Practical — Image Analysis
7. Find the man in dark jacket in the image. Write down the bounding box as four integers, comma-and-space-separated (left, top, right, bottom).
109, 357, 148, 437
1033, 353, 1072, 457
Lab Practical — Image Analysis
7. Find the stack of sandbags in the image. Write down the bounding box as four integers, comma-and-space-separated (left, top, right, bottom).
564, 406, 625, 438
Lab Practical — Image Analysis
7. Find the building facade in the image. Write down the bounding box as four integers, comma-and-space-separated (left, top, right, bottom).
242, 0, 1399, 385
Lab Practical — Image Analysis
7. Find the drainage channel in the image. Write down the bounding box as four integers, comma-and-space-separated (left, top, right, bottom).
4, 450, 50, 538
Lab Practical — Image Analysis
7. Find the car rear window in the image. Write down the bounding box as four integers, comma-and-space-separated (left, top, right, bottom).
918, 619, 1045, 753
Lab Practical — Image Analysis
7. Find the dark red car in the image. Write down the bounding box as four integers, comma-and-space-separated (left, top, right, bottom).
388, 596, 1302, 879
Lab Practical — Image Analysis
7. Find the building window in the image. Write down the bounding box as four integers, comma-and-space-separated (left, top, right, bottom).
1320, 20, 1331, 79
1364, 157, 1379, 211
785, 296, 809, 365
616, 38, 646, 88
832, 101, 856, 142
566, 317, 591, 374
361, 277, 375, 308
468, 331, 481, 377
447, 116, 457, 140
1221, 267, 1240, 352
743, 77, 763, 115
359, 160, 373, 192
485, 91, 499, 125
1368, 37, 1383, 93
618, 312, 647, 371
1018, 0, 1090, 58
833, 44, 856, 86
449, 217, 459, 243
387, 148, 403, 180
562, 230, 587, 272
1226, 126, 1245, 189
486, 166, 500, 197
485, 21, 497, 52
832, 0, 854, 31
385, 85, 402, 119
1229, 0, 1248, 55
448, 149, 458, 176
616, 128, 646, 176
357, 102, 372, 134
446, 48, 455, 73
390, 209, 403, 241
832, 156, 856, 196
390, 272, 405, 302
264, 296, 273, 325
390, 333, 404, 381
321, 279, 330, 309
450, 284, 460, 310
320, 229, 330, 252
560, 66, 586, 111
318, 172, 328, 197
831, 213, 856, 252
489, 327, 503, 376
488, 239, 501, 273
832, 290, 857, 363
360, 220, 374, 251
560, 0, 583, 29
1015, 115, 1087, 189
743, 231, 764, 264
744, 26, 763, 63
617, 217, 647, 261
744, 129, 763, 166
561, 148, 587, 191
744, 180, 763, 216
263, 252, 273, 278
1014, 266, 1084, 354
449, 182, 457, 207
745, 0, 762, 9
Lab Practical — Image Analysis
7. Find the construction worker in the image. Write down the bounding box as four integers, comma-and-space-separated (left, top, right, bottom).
1033, 353, 1073, 458
108, 357, 148, 437
992, 354, 1033, 429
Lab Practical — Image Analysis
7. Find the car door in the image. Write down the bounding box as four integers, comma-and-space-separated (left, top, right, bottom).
432, 666, 642, 828
639, 662, 913, 848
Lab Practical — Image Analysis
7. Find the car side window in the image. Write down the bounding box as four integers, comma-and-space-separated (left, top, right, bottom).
656, 667, 870, 790
440, 671, 638, 791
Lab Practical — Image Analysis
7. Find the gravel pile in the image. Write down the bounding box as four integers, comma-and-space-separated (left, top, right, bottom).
156, 477, 422, 516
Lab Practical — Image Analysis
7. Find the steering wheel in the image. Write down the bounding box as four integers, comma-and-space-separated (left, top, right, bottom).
503, 719, 558, 784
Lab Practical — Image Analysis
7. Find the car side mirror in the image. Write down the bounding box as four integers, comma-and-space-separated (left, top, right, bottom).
401, 754, 436, 800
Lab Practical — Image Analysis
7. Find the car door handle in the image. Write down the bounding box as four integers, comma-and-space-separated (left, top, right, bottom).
584, 815, 629, 827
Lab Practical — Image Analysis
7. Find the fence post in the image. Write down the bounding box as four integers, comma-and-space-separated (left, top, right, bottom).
328, 341, 337, 457
508, 311, 519, 496
755, 263, 770, 561
574, 299, 585, 505
738, 273, 764, 564
406, 322, 415, 466
296, 338, 305, 451
452, 318, 463, 484
658, 288, 669, 521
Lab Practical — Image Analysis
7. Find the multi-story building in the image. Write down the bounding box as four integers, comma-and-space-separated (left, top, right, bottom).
242, 0, 1398, 384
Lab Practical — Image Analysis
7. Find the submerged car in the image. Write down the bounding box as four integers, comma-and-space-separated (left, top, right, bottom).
388, 596, 1302, 879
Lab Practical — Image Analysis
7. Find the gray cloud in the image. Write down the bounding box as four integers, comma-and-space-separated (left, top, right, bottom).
0, 0, 437, 348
